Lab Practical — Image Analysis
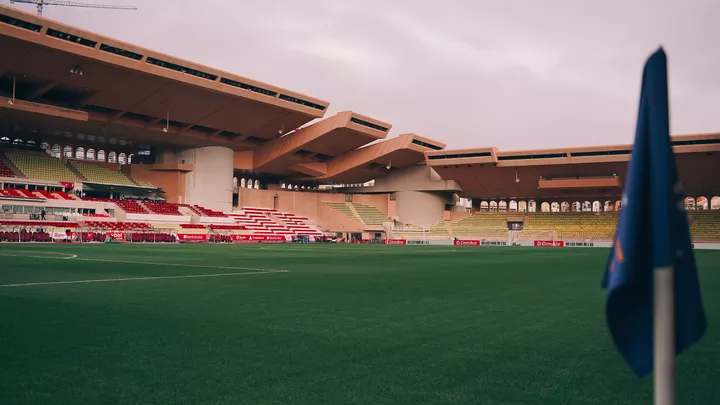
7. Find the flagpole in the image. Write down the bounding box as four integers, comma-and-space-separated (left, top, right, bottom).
654, 265, 676, 405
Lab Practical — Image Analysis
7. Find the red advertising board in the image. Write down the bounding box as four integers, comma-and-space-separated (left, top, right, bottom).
178, 234, 208, 241
383, 239, 407, 245
534, 240, 565, 247
231, 235, 287, 243
454, 239, 480, 246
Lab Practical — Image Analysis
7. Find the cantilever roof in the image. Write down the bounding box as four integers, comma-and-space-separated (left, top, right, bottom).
425, 133, 720, 199
0, 5, 328, 149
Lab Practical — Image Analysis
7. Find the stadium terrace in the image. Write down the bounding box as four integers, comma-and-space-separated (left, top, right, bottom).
1, 4, 720, 246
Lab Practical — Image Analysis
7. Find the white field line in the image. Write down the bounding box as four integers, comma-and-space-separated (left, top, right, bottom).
0, 253, 289, 272
0, 270, 288, 288
0, 252, 77, 259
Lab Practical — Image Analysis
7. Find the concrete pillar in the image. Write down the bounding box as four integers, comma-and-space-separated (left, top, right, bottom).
182, 146, 234, 212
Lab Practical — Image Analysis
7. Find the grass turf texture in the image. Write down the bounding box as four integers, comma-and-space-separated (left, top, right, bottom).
0, 244, 718, 405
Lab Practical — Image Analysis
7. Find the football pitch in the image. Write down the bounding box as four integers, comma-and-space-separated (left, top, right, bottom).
1, 244, 718, 405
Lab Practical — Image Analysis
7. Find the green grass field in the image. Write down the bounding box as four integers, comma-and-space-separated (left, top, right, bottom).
0, 244, 718, 405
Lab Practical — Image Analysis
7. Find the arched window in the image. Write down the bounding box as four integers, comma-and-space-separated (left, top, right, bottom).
118, 153, 126, 165
528, 200, 537, 213
489, 201, 498, 212
518, 201, 527, 212
75, 147, 85, 159
86, 149, 96, 160
0, 136, 9, 143
551, 202, 560, 212
63, 146, 73, 158
696, 196, 708, 210
51, 144, 61, 158
498, 201, 507, 212
582, 201, 591, 212
240, 178, 247, 188
281, 183, 286, 189
108, 151, 117, 163
615, 200, 622, 211
127, 154, 134, 164
254, 181, 260, 190
40, 142, 49, 151
13, 138, 23, 145
247, 179, 254, 189
684, 197, 695, 210
604, 201, 613, 212
711, 196, 720, 210
233, 177, 238, 188
592, 201, 601, 212
572, 201, 581, 212
26, 140, 36, 147
541, 202, 550, 213
480, 201, 489, 212
561, 201, 570, 212
97, 150, 106, 162
509, 200, 518, 212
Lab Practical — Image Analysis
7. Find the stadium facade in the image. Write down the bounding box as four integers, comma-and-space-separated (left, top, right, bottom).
2, 4, 720, 244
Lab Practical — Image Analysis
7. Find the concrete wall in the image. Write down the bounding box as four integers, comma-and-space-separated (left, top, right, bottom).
182, 146, 234, 212
123, 164, 188, 204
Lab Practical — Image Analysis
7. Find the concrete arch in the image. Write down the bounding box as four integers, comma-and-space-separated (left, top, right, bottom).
684, 197, 695, 210
696, 196, 708, 210
711, 196, 720, 210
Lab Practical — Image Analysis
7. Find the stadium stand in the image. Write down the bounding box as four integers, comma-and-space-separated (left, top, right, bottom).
82, 221, 151, 230
524, 213, 618, 240
52, 191, 77, 200
450, 214, 511, 238
429, 221, 451, 237
689, 211, 720, 241
192, 205, 228, 217
0, 159, 16, 178
351, 203, 389, 225
34, 190, 58, 199
69, 161, 139, 187
0, 188, 44, 199
229, 208, 323, 237
324, 202, 361, 221
143, 201, 184, 216
4, 151, 80, 182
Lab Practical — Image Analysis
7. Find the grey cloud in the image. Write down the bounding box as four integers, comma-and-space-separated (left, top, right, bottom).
15, 0, 720, 150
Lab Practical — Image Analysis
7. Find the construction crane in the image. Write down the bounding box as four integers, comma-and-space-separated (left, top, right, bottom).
10, 0, 137, 17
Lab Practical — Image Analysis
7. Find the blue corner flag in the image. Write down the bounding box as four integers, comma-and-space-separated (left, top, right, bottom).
602, 48, 707, 377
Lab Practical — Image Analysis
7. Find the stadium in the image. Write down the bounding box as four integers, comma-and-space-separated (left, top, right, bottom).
1, 5, 718, 405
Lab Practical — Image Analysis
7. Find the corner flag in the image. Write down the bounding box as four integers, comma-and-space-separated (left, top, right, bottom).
602, 48, 706, 380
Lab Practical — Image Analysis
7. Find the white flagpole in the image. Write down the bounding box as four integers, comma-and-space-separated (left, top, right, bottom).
654, 265, 676, 405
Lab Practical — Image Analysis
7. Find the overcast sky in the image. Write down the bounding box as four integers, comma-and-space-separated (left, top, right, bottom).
13, 0, 720, 150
